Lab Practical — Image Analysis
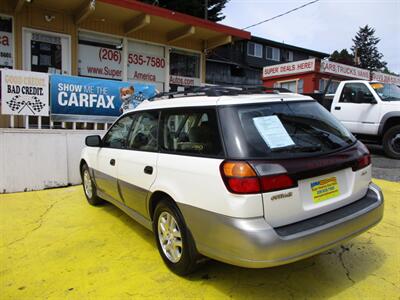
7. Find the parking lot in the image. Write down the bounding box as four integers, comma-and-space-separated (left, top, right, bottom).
0, 177, 398, 300
369, 144, 400, 182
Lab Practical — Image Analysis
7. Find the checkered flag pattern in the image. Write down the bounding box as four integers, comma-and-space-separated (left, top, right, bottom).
28, 96, 46, 113
5, 95, 46, 115
6, 95, 23, 111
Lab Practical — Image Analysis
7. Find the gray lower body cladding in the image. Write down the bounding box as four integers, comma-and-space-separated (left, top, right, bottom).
177, 183, 383, 268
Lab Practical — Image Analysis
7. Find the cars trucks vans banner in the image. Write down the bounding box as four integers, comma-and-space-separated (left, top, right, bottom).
320, 60, 370, 80
0, 69, 49, 116
50, 74, 156, 122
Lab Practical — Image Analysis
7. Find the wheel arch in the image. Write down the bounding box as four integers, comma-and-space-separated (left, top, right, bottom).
148, 190, 176, 221
379, 112, 400, 136
80, 159, 87, 173
79, 158, 88, 176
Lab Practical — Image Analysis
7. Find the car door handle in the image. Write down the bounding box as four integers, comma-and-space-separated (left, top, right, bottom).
144, 166, 153, 175
110, 159, 116, 166
334, 106, 341, 110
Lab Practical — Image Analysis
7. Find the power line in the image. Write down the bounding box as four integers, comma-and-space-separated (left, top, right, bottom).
242, 0, 321, 30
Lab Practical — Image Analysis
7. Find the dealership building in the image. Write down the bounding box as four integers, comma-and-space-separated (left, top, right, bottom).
262, 58, 400, 94
0, 0, 250, 128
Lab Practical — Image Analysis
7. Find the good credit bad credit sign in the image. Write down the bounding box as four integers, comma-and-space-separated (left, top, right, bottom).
50, 75, 156, 122
263, 59, 316, 78
1, 69, 49, 116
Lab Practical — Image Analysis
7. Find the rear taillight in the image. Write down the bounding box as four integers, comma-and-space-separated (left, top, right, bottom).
220, 161, 295, 194
260, 174, 294, 192
221, 161, 260, 194
353, 153, 371, 171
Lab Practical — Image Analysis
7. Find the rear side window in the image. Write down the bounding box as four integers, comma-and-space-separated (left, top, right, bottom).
219, 101, 356, 159
160, 108, 223, 157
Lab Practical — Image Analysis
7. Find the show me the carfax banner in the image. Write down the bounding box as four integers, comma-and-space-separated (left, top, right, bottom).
50, 75, 156, 122
0, 69, 49, 116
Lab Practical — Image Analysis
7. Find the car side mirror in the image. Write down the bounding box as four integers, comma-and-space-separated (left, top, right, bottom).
356, 91, 377, 104
85, 135, 102, 147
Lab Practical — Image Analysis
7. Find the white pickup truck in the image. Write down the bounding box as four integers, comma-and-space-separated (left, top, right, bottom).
319, 80, 400, 159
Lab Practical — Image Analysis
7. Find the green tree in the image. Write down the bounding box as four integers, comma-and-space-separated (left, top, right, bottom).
140, 0, 229, 22
351, 25, 387, 71
330, 49, 355, 66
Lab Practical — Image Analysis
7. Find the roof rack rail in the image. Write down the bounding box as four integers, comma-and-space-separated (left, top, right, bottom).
148, 85, 293, 100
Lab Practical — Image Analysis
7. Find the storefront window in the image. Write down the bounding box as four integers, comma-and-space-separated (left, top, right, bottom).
169, 49, 201, 89
0, 15, 13, 69
78, 32, 123, 80
127, 40, 166, 91
319, 79, 339, 94
279, 80, 297, 93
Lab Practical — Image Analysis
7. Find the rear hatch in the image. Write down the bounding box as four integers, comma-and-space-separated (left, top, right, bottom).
218, 99, 371, 227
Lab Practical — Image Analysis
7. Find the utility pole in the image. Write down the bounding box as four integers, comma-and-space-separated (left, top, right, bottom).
354, 48, 360, 66
205, 0, 208, 20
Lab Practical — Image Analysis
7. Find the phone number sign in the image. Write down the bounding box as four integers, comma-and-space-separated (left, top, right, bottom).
127, 51, 166, 84
78, 44, 123, 80
78, 43, 166, 85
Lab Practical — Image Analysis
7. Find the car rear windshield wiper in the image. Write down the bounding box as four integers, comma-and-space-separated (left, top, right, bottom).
271, 144, 321, 153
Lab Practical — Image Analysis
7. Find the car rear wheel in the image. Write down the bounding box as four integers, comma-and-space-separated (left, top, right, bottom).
81, 164, 104, 206
153, 199, 200, 275
383, 125, 400, 159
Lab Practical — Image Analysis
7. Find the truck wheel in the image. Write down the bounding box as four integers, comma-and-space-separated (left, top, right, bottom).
81, 164, 104, 206
383, 125, 400, 159
153, 199, 200, 275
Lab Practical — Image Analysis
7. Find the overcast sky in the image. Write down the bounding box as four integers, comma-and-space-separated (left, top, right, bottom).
220, 0, 400, 73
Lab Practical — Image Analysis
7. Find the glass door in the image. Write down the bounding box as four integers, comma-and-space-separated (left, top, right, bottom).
23, 29, 71, 128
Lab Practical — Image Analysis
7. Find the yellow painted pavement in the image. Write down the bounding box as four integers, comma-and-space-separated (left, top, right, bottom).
0, 179, 399, 299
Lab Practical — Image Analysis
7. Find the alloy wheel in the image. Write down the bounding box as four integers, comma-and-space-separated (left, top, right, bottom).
83, 169, 93, 198
157, 211, 183, 263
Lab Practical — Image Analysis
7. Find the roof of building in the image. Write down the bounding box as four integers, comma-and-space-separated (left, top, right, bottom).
250, 36, 330, 58
9, 0, 250, 51
99, 0, 251, 40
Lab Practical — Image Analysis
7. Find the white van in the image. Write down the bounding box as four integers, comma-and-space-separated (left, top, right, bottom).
80, 87, 383, 275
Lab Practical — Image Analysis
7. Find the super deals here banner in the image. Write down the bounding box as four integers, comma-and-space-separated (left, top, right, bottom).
50, 75, 156, 122
1, 69, 49, 116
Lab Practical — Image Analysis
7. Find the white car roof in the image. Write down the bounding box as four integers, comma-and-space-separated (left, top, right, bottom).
132, 92, 314, 112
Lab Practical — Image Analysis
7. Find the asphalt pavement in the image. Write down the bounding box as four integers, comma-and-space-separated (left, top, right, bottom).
367, 144, 400, 182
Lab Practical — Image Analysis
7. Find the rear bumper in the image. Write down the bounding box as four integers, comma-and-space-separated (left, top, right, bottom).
179, 182, 384, 268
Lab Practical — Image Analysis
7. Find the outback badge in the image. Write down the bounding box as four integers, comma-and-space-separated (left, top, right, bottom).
271, 192, 293, 201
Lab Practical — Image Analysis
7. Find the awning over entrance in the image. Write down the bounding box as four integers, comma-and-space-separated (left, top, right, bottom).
12, 0, 250, 51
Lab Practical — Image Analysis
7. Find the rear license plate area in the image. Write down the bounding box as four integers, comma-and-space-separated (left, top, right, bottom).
310, 176, 340, 203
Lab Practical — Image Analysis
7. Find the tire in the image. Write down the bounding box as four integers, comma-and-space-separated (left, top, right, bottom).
153, 199, 200, 275
81, 164, 104, 206
382, 125, 400, 159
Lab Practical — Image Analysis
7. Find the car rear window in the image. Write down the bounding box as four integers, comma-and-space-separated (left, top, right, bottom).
218, 100, 356, 159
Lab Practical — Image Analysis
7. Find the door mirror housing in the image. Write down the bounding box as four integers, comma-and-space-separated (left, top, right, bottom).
85, 135, 102, 147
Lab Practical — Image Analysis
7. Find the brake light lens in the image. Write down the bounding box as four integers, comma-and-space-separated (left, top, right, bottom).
353, 153, 371, 171
260, 174, 294, 192
227, 177, 260, 194
220, 161, 295, 194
